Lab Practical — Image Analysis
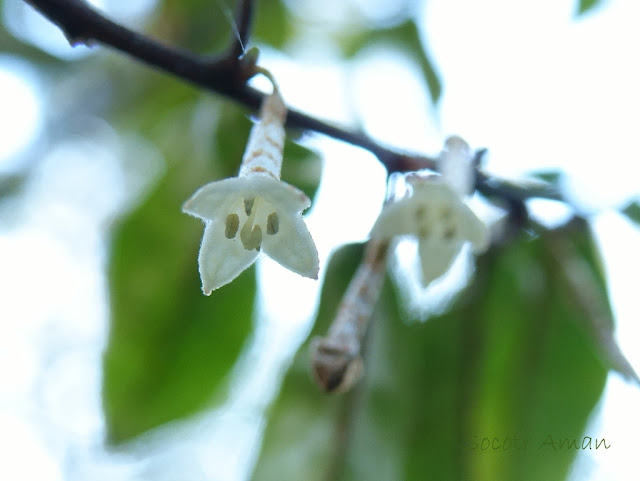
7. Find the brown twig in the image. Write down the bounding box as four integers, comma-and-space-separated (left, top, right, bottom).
22, 0, 564, 204
23, 0, 430, 169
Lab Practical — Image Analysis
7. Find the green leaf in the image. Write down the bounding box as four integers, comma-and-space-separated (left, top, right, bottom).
528, 169, 562, 187
0, 174, 25, 202
621, 200, 640, 226
212, 101, 252, 173
546, 222, 639, 383
576, 0, 602, 16
342, 19, 442, 105
104, 161, 255, 444
252, 223, 610, 481
250, 243, 365, 481
254, 0, 291, 49
158, 0, 238, 53
464, 225, 608, 481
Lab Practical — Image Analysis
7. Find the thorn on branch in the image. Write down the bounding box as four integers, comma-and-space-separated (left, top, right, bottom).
228, 0, 256, 60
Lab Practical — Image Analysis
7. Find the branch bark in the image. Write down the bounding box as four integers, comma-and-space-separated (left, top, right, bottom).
23, 0, 426, 169
22, 0, 563, 204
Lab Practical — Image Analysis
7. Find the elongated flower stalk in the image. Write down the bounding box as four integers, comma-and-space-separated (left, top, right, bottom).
310, 240, 389, 393
183, 86, 319, 293
238, 88, 286, 179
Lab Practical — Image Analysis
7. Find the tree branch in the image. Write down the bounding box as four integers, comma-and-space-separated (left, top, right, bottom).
22, 0, 564, 205
475, 172, 563, 203
24, 0, 433, 170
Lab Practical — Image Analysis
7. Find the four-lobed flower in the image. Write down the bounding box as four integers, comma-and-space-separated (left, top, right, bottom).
183, 89, 319, 294
371, 137, 489, 286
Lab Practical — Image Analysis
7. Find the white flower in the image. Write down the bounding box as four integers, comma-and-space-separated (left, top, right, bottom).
438, 135, 475, 196
371, 176, 488, 286
183, 89, 319, 294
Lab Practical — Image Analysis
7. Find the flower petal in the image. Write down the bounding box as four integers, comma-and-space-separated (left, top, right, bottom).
198, 219, 259, 294
418, 238, 464, 286
457, 204, 490, 252
372, 181, 461, 239
254, 176, 311, 213
182, 178, 244, 221
183, 176, 310, 221
370, 197, 416, 239
261, 211, 319, 279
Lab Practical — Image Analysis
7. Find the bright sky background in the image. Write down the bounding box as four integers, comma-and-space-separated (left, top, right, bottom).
1, 0, 639, 480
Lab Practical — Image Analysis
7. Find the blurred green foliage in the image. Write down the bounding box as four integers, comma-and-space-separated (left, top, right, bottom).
622, 200, 640, 227
529, 169, 562, 187
341, 18, 441, 104
252, 222, 609, 481
0, 173, 24, 201
154, 0, 237, 53
104, 158, 256, 443
576, 0, 603, 16
253, 0, 291, 49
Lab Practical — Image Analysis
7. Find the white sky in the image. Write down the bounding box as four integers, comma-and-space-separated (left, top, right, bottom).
1, 0, 639, 480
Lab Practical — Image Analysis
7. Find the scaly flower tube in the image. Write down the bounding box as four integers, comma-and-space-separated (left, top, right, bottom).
371, 138, 489, 286
438, 135, 475, 197
183, 89, 319, 294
